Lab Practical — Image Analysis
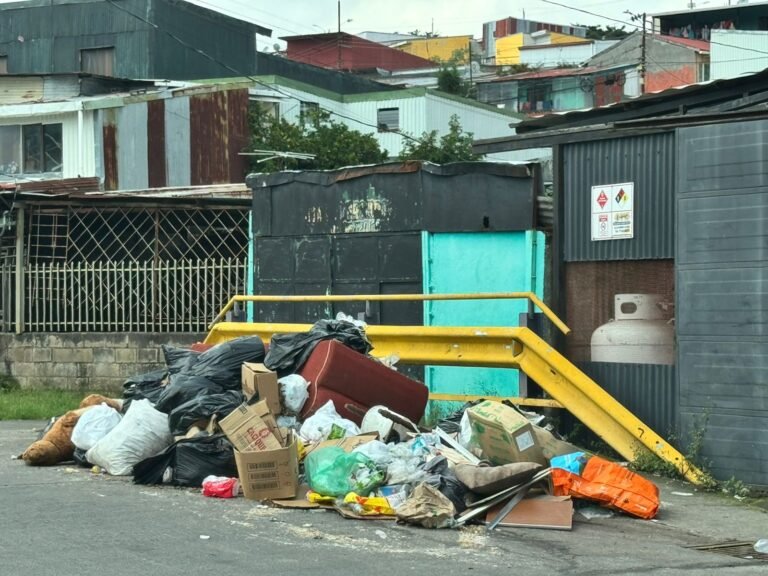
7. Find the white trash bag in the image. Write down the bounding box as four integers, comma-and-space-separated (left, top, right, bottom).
299, 400, 360, 443
71, 403, 122, 451
86, 399, 173, 475
278, 374, 310, 415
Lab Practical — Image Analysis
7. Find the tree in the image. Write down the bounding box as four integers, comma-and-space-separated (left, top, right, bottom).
581, 24, 630, 40
399, 115, 482, 164
247, 105, 388, 173
435, 48, 470, 97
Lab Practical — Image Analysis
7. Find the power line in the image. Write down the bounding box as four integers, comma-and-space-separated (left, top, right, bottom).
538, 0, 768, 57
104, 0, 422, 142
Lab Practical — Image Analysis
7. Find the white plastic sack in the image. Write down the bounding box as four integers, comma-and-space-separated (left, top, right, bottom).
71, 404, 122, 451
276, 415, 300, 431
299, 400, 360, 443
385, 441, 430, 485
86, 399, 173, 475
352, 440, 393, 468
278, 374, 310, 414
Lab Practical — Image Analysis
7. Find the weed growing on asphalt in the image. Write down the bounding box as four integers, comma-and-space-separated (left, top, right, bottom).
630, 412, 720, 491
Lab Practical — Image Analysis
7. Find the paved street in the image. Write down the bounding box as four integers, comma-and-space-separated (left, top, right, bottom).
2, 420, 766, 576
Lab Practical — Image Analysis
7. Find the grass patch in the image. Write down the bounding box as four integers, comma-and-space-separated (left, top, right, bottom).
0, 389, 102, 420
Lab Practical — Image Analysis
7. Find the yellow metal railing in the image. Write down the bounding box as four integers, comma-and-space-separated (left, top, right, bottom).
209, 292, 570, 335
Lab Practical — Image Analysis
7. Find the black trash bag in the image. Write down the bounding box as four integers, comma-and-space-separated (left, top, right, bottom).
189, 336, 265, 389
173, 435, 237, 487
436, 400, 485, 435
168, 390, 245, 436
423, 455, 468, 513
162, 345, 200, 375
154, 374, 225, 415
264, 318, 372, 375
133, 434, 236, 487
73, 447, 91, 468
122, 369, 168, 411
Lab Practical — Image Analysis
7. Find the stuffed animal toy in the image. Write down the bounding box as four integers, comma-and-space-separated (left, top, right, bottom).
21, 407, 91, 466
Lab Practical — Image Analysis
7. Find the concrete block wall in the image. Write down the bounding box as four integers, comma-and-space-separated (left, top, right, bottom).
0, 333, 206, 393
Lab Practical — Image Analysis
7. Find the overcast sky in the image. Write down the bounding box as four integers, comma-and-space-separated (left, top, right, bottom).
181, 0, 700, 48
0, 0, 727, 47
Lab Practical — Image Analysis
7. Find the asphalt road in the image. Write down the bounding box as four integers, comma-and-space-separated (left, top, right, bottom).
2, 420, 767, 576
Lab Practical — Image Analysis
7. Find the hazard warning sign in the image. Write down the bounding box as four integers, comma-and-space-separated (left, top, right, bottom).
591, 182, 634, 241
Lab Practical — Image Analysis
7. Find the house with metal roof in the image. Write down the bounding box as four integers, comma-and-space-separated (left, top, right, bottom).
476, 64, 636, 115
282, 32, 437, 73
0, 0, 271, 80
587, 32, 710, 93
234, 75, 533, 162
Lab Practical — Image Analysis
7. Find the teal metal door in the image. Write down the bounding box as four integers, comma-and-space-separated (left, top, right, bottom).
422, 231, 545, 410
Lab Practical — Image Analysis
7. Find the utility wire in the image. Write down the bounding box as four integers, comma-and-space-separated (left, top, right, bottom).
105, 0, 422, 142
538, 0, 768, 57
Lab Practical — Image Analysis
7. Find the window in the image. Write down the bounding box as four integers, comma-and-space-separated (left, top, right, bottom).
377, 107, 399, 132
299, 101, 319, 124
0, 124, 63, 176
0, 56, 7, 75
80, 47, 115, 76
0, 126, 21, 175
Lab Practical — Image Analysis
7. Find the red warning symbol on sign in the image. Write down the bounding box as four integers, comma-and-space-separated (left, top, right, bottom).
596, 190, 608, 209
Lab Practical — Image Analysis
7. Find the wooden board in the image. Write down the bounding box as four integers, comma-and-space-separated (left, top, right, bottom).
486, 496, 573, 531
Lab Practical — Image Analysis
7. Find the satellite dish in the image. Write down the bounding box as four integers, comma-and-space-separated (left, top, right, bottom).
273, 43, 281, 52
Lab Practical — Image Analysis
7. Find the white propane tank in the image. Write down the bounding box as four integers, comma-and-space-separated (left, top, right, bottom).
590, 294, 675, 365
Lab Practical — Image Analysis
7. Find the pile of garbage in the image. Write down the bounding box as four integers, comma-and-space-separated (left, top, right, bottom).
18, 315, 661, 530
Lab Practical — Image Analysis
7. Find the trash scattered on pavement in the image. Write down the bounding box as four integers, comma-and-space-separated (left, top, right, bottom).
17, 320, 667, 535
202, 475, 240, 498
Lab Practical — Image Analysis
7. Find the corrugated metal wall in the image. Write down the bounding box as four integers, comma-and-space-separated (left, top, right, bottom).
677, 120, 768, 486
164, 96, 191, 187
563, 133, 676, 261
94, 87, 248, 190
711, 30, 768, 80
579, 362, 678, 436
152, 0, 257, 79
115, 102, 149, 190
561, 133, 678, 439
0, 0, 150, 77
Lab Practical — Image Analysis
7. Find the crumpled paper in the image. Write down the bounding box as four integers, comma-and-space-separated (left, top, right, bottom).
395, 482, 456, 529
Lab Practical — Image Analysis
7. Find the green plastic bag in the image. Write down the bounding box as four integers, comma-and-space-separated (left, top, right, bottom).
305, 446, 386, 497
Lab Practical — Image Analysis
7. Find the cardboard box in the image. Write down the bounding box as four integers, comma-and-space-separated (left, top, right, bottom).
242, 363, 281, 414
467, 401, 547, 466
533, 426, 584, 461
303, 432, 378, 459
220, 401, 282, 452
235, 432, 300, 500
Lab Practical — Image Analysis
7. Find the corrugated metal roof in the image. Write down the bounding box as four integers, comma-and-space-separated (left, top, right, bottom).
2, 179, 251, 203
658, 35, 710, 52
480, 63, 629, 83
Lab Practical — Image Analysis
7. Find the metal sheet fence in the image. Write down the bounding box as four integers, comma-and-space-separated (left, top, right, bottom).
23, 258, 246, 332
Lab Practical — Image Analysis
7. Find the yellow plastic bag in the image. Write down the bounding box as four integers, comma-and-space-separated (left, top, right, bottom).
307, 491, 336, 505
343, 492, 396, 516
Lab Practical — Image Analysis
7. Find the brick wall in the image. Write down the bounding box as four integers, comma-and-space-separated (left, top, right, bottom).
0, 333, 206, 392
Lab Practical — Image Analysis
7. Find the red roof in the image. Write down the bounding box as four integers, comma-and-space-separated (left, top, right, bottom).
658, 35, 710, 52
281, 32, 436, 72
